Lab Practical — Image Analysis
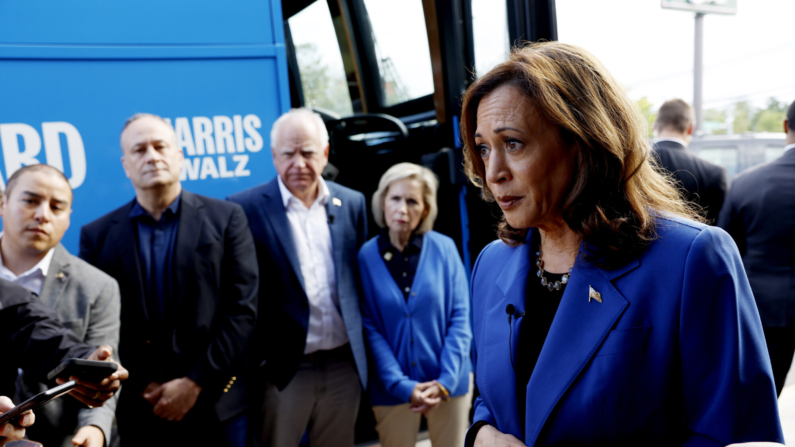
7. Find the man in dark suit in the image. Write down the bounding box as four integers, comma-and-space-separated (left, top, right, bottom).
228, 108, 368, 447
719, 99, 795, 396
652, 99, 728, 223
79, 114, 258, 446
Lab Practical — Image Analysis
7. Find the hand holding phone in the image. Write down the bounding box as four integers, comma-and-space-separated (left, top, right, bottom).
0, 395, 31, 446
52, 346, 129, 409
0, 382, 75, 444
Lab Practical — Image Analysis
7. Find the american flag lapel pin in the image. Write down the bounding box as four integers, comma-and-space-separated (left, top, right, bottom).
589, 286, 602, 303
333, 197, 342, 207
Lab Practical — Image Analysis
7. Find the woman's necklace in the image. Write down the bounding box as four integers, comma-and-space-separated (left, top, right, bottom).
535, 249, 573, 292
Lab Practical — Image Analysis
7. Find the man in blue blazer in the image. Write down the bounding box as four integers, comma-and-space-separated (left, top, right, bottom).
227, 108, 368, 447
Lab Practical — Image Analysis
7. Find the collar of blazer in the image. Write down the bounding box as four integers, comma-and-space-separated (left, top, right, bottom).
39, 244, 72, 310
490, 228, 640, 445
108, 190, 206, 324
260, 177, 344, 295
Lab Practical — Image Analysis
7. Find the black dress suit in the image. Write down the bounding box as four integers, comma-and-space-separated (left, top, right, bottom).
78, 190, 258, 444
652, 139, 728, 223
0, 278, 94, 398
719, 146, 795, 395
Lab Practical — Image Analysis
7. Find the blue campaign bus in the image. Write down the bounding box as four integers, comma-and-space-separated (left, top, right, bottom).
0, 1, 291, 252
1, 0, 556, 443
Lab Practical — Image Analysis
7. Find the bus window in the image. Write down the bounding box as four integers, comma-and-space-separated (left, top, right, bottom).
471, 0, 510, 77
289, 1, 354, 117
361, 0, 434, 107
698, 147, 738, 177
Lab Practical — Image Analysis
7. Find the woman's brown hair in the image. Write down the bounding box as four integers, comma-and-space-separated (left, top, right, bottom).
461, 42, 701, 269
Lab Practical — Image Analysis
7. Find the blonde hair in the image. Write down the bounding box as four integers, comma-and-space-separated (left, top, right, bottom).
461, 42, 701, 268
372, 163, 439, 235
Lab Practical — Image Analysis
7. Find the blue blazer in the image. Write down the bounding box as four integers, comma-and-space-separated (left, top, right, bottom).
359, 231, 471, 406
227, 178, 369, 389
470, 216, 782, 446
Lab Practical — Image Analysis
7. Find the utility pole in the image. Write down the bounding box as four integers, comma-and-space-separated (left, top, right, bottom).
693, 12, 704, 135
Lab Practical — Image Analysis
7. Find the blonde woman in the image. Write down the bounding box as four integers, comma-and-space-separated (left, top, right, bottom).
358, 162, 472, 447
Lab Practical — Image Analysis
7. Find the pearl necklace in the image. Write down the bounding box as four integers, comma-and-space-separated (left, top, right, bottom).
535, 250, 573, 292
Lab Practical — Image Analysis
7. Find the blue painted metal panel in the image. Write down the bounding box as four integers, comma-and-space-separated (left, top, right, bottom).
0, 1, 289, 253
0, 2, 277, 45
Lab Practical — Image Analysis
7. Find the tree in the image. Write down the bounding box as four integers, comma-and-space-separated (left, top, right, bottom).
294, 43, 353, 117
636, 97, 656, 138
732, 100, 754, 134
752, 97, 786, 133
703, 108, 727, 135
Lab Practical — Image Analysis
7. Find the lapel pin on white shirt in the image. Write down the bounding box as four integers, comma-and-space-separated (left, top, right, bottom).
56, 272, 68, 283
332, 197, 342, 207
589, 286, 602, 303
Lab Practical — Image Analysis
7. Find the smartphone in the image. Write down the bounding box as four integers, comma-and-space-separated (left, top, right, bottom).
46, 358, 118, 382
0, 380, 76, 426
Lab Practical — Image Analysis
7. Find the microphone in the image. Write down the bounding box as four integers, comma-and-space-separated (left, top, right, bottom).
505, 304, 525, 320
328, 215, 335, 224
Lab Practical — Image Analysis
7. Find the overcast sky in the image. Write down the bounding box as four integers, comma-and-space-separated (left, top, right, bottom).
555, 0, 795, 112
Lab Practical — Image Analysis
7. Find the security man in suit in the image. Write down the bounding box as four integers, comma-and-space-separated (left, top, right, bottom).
228, 108, 368, 447
79, 114, 258, 446
0, 278, 128, 446
719, 99, 795, 396
0, 164, 121, 447
652, 99, 728, 223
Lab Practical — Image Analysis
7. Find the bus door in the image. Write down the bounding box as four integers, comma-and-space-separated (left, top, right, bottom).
282, 0, 557, 278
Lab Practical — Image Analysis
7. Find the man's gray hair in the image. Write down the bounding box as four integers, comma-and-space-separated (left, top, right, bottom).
120, 113, 176, 150
372, 162, 439, 235
270, 108, 329, 149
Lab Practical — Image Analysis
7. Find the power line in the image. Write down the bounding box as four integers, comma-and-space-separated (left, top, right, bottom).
627, 39, 795, 89
702, 84, 795, 107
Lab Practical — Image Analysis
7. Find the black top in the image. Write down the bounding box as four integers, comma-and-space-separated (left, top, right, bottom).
377, 229, 424, 301
516, 245, 565, 425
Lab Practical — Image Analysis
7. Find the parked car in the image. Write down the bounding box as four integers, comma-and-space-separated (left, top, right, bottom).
688, 133, 787, 180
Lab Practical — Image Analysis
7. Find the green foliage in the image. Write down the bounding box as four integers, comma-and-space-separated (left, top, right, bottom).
732, 100, 754, 134
753, 97, 786, 132
636, 97, 656, 138
294, 43, 353, 117
702, 97, 786, 135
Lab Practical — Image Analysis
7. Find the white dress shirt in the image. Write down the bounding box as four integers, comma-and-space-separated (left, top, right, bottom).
278, 176, 349, 354
0, 233, 55, 295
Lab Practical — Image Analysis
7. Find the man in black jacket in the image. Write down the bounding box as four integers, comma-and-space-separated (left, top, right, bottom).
719, 100, 795, 396
79, 114, 258, 446
0, 278, 126, 445
652, 99, 728, 223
